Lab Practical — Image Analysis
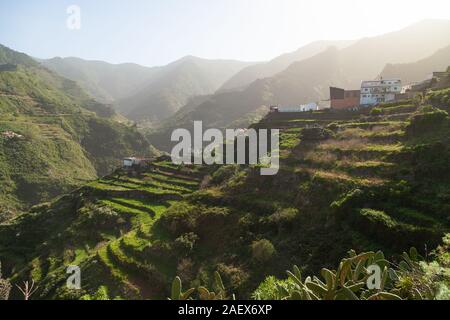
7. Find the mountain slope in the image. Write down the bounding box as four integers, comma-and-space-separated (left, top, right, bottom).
117, 56, 255, 122
150, 20, 450, 151
339, 19, 450, 86
43, 55, 255, 123
219, 40, 353, 92
381, 45, 450, 83
0, 45, 154, 217
1, 89, 449, 299
41, 57, 158, 104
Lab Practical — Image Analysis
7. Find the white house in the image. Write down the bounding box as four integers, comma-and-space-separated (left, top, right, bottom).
123, 157, 141, 167
360, 79, 402, 106
273, 102, 319, 113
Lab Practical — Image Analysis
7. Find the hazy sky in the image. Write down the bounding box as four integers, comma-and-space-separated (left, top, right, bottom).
1, 0, 449, 67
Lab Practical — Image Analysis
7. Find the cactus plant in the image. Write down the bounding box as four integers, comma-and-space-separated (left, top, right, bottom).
198, 272, 232, 300
171, 244, 446, 300
170, 276, 195, 300
281, 250, 404, 300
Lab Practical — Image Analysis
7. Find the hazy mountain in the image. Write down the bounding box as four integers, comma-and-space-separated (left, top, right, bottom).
43, 55, 254, 122
0, 44, 153, 216
117, 56, 255, 122
150, 47, 344, 150
339, 19, 450, 87
219, 40, 354, 92
151, 19, 450, 150
41, 57, 158, 103
381, 45, 450, 83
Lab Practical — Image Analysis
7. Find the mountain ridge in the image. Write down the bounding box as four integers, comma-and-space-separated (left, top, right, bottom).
148, 19, 450, 151
0, 44, 155, 217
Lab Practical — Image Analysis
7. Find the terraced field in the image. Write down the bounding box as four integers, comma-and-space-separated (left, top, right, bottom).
74, 161, 206, 299
0, 159, 209, 299
252, 100, 449, 251
1, 91, 449, 300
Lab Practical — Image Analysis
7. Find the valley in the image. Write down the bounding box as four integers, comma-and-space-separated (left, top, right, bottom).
1, 87, 449, 299
0, 45, 154, 218
0, 16, 449, 301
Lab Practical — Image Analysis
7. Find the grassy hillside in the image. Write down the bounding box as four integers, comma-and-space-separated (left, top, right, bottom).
1, 88, 448, 300
0, 45, 154, 217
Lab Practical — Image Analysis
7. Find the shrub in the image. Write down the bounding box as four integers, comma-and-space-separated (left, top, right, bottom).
174, 232, 199, 255
427, 88, 450, 107
176, 258, 195, 284
173, 237, 450, 300
406, 109, 448, 136
0, 262, 12, 300
216, 263, 249, 292
370, 108, 383, 116
251, 239, 276, 263
80, 286, 111, 300
211, 165, 239, 185
301, 127, 334, 141
252, 276, 297, 300
326, 122, 339, 132
267, 208, 298, 234
359, 208, 396, 228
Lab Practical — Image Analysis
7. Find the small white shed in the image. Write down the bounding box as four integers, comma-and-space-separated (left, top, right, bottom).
123, 157, 141, 167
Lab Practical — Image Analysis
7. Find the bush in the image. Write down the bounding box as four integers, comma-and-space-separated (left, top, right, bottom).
301, 127, 334, 141
216, 263, 249, 292
176, 258, 195, 284
406, 109, 448, 136
251, 239, 276, 263
326, 122, 339, 132
252, 276, 297, 300
267, 208, 298, 234
427, 88, 450, 107
0, 262, 12, 300
211, 165, 239, 185
174, 232, 199, 255
370, 108, 383, 116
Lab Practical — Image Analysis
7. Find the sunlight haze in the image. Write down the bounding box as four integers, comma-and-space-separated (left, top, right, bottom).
0, 0, 449, 66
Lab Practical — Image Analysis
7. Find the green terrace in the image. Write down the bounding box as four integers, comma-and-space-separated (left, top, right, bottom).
78, 161, 206, 298
1, 160, 208, 299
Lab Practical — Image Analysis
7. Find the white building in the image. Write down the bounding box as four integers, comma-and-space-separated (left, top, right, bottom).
360, 79, 402, 106
274, 102, 319, 113
123, 157, 141, 167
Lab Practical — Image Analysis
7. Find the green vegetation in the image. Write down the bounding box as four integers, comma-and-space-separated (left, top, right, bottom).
0, 44, 154, 218
0, 161, 209, 299
0, 41, 449, 300
170, 242, 449, 300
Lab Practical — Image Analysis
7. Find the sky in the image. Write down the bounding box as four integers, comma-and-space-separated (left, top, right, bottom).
0, 0, 449, 67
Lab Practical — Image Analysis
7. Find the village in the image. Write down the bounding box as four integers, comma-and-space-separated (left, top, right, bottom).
269, 68, 450, 113
122, 68, 450, 170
